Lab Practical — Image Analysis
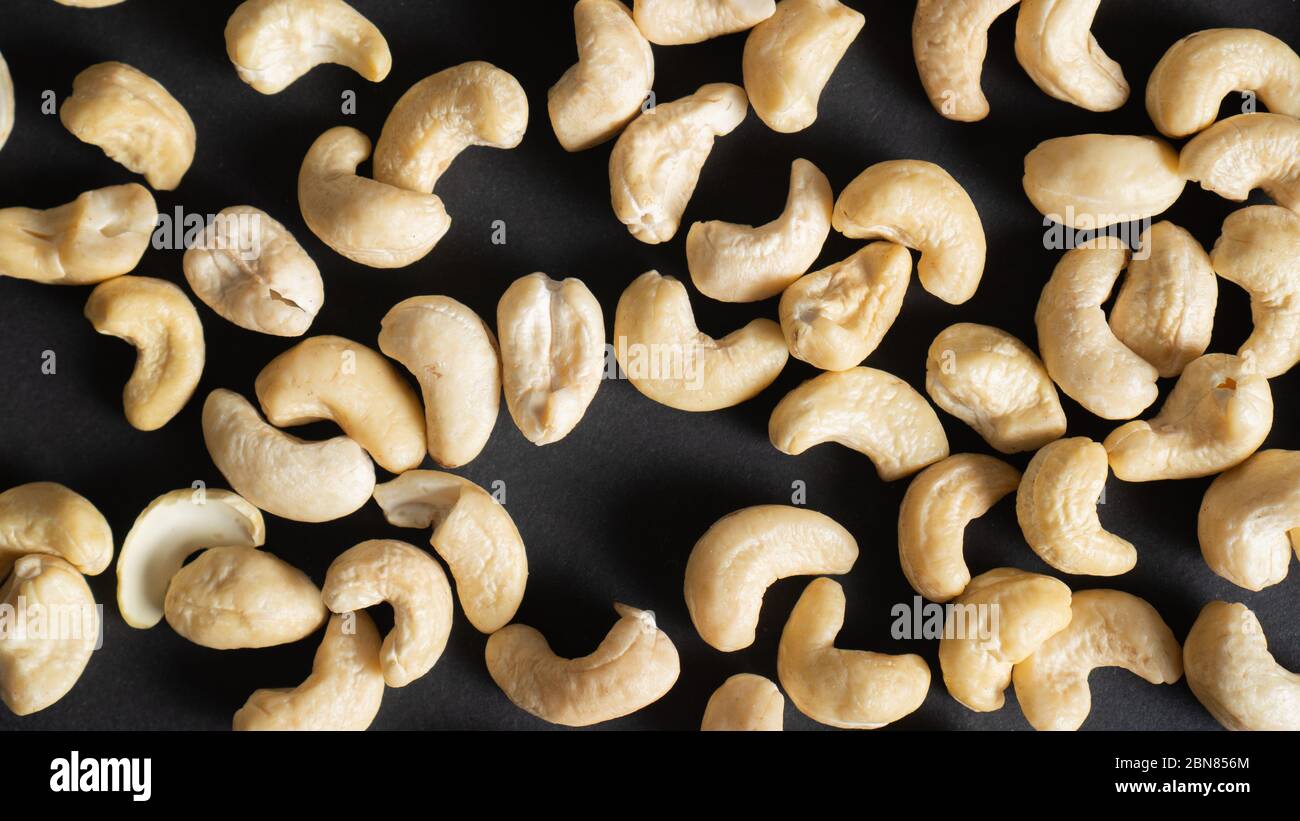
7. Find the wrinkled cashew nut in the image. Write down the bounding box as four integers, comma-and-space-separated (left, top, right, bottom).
632, 0, 775, 45
1198, 450, 1300, 592
1014, 0, 1128, 112
1184, 601, 1300, 731
0, 52, 12, 153
912, 0, 1019, 121
1180, 113, 1300, 213
1210, 206, 1300, 378
0, 482, 112, 578
701, 674, 784, 731
1024, 134, 1184, 229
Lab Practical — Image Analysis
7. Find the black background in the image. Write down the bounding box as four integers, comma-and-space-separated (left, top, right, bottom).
0, 0, 1296, 732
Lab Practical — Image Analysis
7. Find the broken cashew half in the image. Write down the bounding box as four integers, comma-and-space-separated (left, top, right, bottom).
1184, 601, 1300, 731
1024, 134, 1184, 229
701, 674, 784, 731
1180, 113, 1300, 213
1198, 449, 1300, 592
632, 0, 775, 45
0, 482, 112, 578
1210, 206, 1300, 378
1013, 0, 1128, 112
0, 52, 12, 153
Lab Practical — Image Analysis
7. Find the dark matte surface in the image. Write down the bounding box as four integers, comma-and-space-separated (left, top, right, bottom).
0, 0, 1296, 731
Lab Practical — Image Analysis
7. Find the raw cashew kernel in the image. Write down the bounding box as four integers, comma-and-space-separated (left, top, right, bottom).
1180, 113, 1300, 213
1183, 601, 1300, 731
485, 603, 680, 727
53, 0, 127, 6
701, 674, 783, 731
0, 51, 12, 153
1210, 206, 1300, 378
1013, 0, 1128, 112
0, 482, 112, 578
1023, 134, 1185, 229
912, 0, 1019, 121
684, 505, 858, 652
778, 578, 931, 729
632, 0, 776, 45
1197, 450, 1300, 592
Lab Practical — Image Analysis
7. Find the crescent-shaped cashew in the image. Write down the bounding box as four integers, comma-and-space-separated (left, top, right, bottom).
1016, 437, 1136, 576
1012, 589, 1182, 731
1197, 450, 1300, 592
1013, 0, 1128, 112
255, 335, 427, 474
684, 505, 858, 652
485, 603, 681, 727
832, 160, 986, 305
912, 0, 1020, 122
1180, 113, 1300, 213
378, 295, 501, 468
1147, 28, 1300, 139
610, 83, 749, 244
202, 388, 376, 522
1023, 134, 1184, 229
778, 577, 931, 729
1184, 601, 1300, 731
0, 482, 112, 579
687, 158, 833, 303
373, 470, 527, 634
373, 62, 528, 194
701, 674, 784, 731
0, 51, 12, 153
225, 0, 391, 95
59, 62, 195, 190
549, 0, 654, 153
84, 275, 205, 432
898, 454, 1021, 603
322, 539, 454, 688
614, 271, 787, 412
632, 0, 775, 45
780, 242, 912, 372
1210, 206, 1300, 378
116, 488, 265, 630
298, 126, 451, 268
769, 367, 950, 481
0, 184, 156, 285
1103, 353, 1273, 482
233, 611, 385, 731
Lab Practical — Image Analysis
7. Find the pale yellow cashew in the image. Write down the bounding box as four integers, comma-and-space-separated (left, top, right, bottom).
1013, 0, 1127, 112
1184, 601, 1300, 731
701, 674, 784, 731
1210, 206, 1300, 378
1198, 450, 1300, 592
53, 0, 127, 6
632, 0, 775, 45
1180, 113, 1300, 213
1023, 134, 1184, 229
0, 52, 12, 153
912, 0, 1020, 122
0, 482, 112, 579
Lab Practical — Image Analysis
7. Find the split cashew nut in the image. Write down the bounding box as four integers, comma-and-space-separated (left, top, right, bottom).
1180, 113, 1300, 213
1183, 601, 1300, 731
701, 674, 784, 731
1023, 134, 1184, 229
0, 482, 112, 579
632, 0, 775, 45
1197, 449, 1300, 592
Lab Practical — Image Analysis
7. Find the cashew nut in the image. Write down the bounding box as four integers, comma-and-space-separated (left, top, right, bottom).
898, 454, 1021, 603
779, 242, 912, 371
1197, 450, 1300, 592
321, 539, 453, 688
614, 271, 787, 412
1180, 113, 1300, 213
1013, 0, 1127, 112
485, 603, 680, 727
912, 0, 1019, 121
378, 296, 501, 468
1024, 134, 1184, 229
610, 83, 748, 244
373, 62, 528, 194
1103, 353, 1273, 482
832, 160, 986, 305
549, 0, 654, 152
778, 578, 931, 729
1183, 601, 1300, 731
0, 482, 112, 579
53, 0, 127, 6
1016, 437, 1136, 576
0, 51, 12, 153
684, 505, 858, 652
298, 126, 451, 268
59, 62, 195, 190
701, 674, 784, 731
497, 273, 605, 446
84, 275, 205, 432
225, 0, 391, 95
0, 184, 156, 285
255, 335, 426, 474
116, 488, 265, 630
373, 470, 527, 634
632, 0, 775, 45
1210, 206, 1300, 378
1147, 28, 1300, 139
202, 388, 376, 522
687, 158, 833, 303
769, 367, 950, 481
233, 612, 384, 731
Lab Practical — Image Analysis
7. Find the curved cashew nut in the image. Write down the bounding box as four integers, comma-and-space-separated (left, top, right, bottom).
485, 603, 680, 727
1016, 437, 1136, 576
925, 323, 1067, 453
0, 51, 12, 153
898, 454, 1021, 603
164, 546, 327, 649
378, 295, 501, 468
0, 482, 112, 578
684, 505, 858, 652
53, 0, 127, 6
373, 470, 527, 634
769, 367, 950, 482
549, 0, 654, 153
1024, 134, 1184, 229
373, 62, 528, 194
614, 271, 787, 412
1013, 0, 1128, 112
701, 674, 784, 731
1210, 206, 1300, 378
202, 388, 376, 522
322, 539, 453, 688
610, 83, 748, 244
59, 62, 195, 190
687, 158, 833, 303
632, 0, 775, 45
939, 567, 1072, 712
778, 578, 931, 728
116, 488, 265, 629
742, 0, 864, 133
912, 0, 1019, 122
1012, 589, 1181, 731
234, 611, 384, 731
1198, 450, 1300, 592
1103, 353, 1273, 482
0, 556, 98, 716
1184, 601, 1300, 731
0, 184, 156, 285
832, 160, 986, 305
298, 126, 451, 268
84, 276, 205, 431
1147, 28, 1300, 139
780, 242, 912, 371
255, 335, 427, 473
1180, 113, 1300, 213
497, 273, 605, 445
225, 0, 391, 95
